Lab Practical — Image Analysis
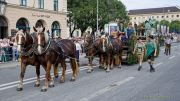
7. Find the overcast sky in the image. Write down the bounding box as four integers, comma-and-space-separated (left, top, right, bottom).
120, 0, 180, 10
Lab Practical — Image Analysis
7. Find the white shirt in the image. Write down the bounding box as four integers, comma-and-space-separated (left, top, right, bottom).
75, 43, 82, 51
166, 38, 172, 44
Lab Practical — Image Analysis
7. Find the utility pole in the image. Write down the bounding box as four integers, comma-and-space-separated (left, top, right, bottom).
96, 0, 99, 38
108, 0, 110, 35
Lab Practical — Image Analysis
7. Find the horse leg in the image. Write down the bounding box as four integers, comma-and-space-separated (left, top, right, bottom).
70, 58, 78, 81
34, 64, 40, 87
102, 55, 107, 70
110, 55, 114, 70
17, 62, 26, 91
106, 54, 110, 72
54, 64, 59, 78
99, 55, 104, 69
118, 54, 122, 68
87, 57, 93, 73
60, 60, 66, 83
41, 61, 54, 92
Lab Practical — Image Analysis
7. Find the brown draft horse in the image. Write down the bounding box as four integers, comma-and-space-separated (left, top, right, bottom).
34, 27, 78, 92
15, 30, 59, 91
110, 33, 123, 69
84, 33, 102, 73
99, 35, 113, 72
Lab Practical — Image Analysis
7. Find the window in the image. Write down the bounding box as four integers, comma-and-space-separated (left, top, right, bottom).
134, 17, 136, 20
51, 21, 61, 37
20, 0, 27, 6
54, 0, 58, 11
166, 16, 168, 18
16, 18, 30, 32
177, 15, 179, 17
162, 16, 164, 18
172, 15, 174, 18
157, 16, 159, 18
38, 0, 44, 9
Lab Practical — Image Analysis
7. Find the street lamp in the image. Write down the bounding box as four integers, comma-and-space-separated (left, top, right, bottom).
0, 0, 7, 15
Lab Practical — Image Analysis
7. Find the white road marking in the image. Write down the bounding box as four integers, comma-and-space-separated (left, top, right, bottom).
0, 67, 74, 88
0, 66, 89, 91
80, 77, 135, 101
154, 62, 163, 68
169, 56, 175, 59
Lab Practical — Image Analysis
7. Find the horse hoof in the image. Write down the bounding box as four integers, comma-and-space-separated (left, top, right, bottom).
99, 66, 104, 69
41, 88, 47, 92
104, 67, 107, 70
49, 84, 55, 88
118, 66, 121, 69
87, 71, 91, 73
34, 83, 40, 87
87, 70, 92, 73
16, 87, 23, 91
70, 78, 76, 82
106, 70, 110, 73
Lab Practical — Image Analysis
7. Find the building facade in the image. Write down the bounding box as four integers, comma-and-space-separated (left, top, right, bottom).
0, 0, 68, 39
129, 6, 180, 25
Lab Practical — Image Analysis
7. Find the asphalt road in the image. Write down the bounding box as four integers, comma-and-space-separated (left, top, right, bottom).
0, 43, 180, 101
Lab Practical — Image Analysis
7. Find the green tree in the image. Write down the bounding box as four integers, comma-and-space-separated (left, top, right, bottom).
169, 20, 180, 33
160, 20, 170, 26
67, 0, 129, 37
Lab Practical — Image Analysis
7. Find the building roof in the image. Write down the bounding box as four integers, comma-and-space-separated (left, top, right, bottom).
128, 6, 180, 15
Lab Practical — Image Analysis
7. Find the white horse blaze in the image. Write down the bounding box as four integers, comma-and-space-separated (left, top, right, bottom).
17, 35, 22, 51
38, 35, 42, 54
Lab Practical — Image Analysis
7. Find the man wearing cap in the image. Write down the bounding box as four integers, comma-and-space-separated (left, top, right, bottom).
133, 37, 146, 71
146, 35, 157, 72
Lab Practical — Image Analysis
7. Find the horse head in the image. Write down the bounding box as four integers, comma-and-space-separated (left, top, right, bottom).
100, 35, 109, 52
15, 30, 28, 51
84, 33, 93, 48
33, 26, 49, 54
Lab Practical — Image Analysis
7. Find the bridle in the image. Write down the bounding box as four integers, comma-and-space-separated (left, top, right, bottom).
35, 31, 51, 55
84, 38, 100, 58
17, 33, 37, 56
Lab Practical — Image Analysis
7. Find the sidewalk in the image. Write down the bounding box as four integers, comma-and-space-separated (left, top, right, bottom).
0, 61, 19, 68
0, 53, 98, 69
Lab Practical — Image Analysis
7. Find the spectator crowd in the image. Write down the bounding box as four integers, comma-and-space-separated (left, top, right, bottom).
0, 37, 19, 63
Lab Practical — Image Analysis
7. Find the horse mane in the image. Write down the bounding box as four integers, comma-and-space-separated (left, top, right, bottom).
44, 31, 50, 44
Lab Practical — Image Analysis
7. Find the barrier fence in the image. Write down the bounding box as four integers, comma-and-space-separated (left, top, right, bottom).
0, 47, 19, 63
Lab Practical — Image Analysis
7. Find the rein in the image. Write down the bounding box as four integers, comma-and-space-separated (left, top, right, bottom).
35, 38, 51, 55
55, 40, 77, 60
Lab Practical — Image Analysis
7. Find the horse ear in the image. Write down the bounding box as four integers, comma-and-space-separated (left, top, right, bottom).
42, 27, 45, 32
33, 26, 37, 32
